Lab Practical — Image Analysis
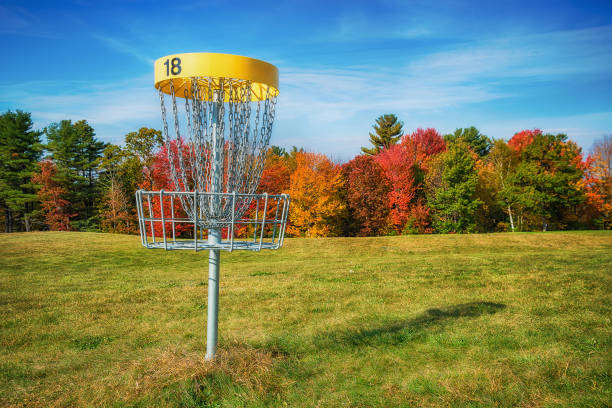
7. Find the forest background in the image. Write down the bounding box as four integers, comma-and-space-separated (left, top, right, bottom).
1, 110, 610, 236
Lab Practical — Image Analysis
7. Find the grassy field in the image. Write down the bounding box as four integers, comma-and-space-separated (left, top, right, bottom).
0, 231, 611, 407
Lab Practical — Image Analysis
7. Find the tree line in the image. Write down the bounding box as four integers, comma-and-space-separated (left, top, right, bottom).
1, 110, 610, 235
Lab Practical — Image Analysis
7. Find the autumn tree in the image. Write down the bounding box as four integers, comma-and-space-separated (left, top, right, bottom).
258, 146, 292, 195
376, 144, 419, 232
488, 139, 520, 231
288, 152, 346, 237
342, 155, 391, 236
426, 141, 482, 233
98, 144, 136, 233
139, 141, 194, 238
373, 128, 445, 233
404, 127, 446, 164
0, 110, 43, 232
31, 160, 75, 230
508, 128, 542, 152
125, 127, 164, 190
586, 135, 612, 228
361, 114, 403, 155
474, 153, 507, 232
445, 126, 492, 157
505, 133, 585, 231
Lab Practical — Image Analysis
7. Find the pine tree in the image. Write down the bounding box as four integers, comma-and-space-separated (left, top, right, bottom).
361, 114, 403, 155
444, 126, 492, 157
45, 119, 106, 230
0, 110, 43, 232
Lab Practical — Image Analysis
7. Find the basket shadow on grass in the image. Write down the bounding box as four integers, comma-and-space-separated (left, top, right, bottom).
310, 301, 507, 350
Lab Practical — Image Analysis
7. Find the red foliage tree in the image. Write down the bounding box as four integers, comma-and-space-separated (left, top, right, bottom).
31, 160, 75, 231
403, 127, 446, 167
258, 149, 292, 195
374, 128, 444, 232
508, 129, 542, 152
141, 141, 193, 238
342, 155, 391, 236
375, 144, 419, 231
404, 199, 433, 234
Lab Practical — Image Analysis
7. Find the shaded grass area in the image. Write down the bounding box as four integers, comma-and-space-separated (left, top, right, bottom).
0, 231, 611, 407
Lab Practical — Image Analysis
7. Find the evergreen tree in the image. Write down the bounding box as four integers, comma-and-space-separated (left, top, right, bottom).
444, 126, 492, 157
0, 110, 43, 232
45, 119, 106, 230
361, 114, 403, 155
427, 141, 482, 233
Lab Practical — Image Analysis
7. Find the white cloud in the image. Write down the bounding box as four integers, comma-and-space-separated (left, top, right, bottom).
268, 25, 612, 155
92, 34, 155, 65
2, 25, 610, 155
0, 77, 160, 144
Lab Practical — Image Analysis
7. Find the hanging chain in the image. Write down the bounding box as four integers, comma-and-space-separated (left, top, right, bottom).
158, 78, 277, 225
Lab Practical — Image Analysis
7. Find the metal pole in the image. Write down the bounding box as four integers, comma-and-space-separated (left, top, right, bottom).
206, 90, 223, 360
206, 229, 220, 359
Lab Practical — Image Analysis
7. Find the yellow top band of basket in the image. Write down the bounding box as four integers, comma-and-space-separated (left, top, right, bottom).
154, 53, 279, 101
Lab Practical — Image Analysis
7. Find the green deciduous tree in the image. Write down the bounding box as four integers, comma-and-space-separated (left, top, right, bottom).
427, 141, 482, 233
488, 139, 520, 231
125, 127, 163, 190
361, 114, 403, 155
0, 110, 43, 232
504, 133, 585, 231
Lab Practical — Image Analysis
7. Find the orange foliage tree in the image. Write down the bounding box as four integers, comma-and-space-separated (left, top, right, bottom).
287, 152, 345, 237
581, 135, 612, 228
258, 148, 292, 195
31, 159, 75, 230
100, 178, 133, 233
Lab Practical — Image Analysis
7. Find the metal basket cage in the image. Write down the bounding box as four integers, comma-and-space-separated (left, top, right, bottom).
136, 190, 290, 252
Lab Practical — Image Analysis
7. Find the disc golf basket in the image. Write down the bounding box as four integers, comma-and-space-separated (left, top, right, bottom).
135, 53, 290, 360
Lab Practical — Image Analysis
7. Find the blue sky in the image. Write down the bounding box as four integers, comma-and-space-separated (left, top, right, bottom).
1, 0, 611, 161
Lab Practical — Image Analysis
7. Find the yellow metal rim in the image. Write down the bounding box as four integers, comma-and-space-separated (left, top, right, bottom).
154, 52, 279, 101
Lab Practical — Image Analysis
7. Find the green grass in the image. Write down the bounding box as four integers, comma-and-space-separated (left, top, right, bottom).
0, 231, 611, 407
